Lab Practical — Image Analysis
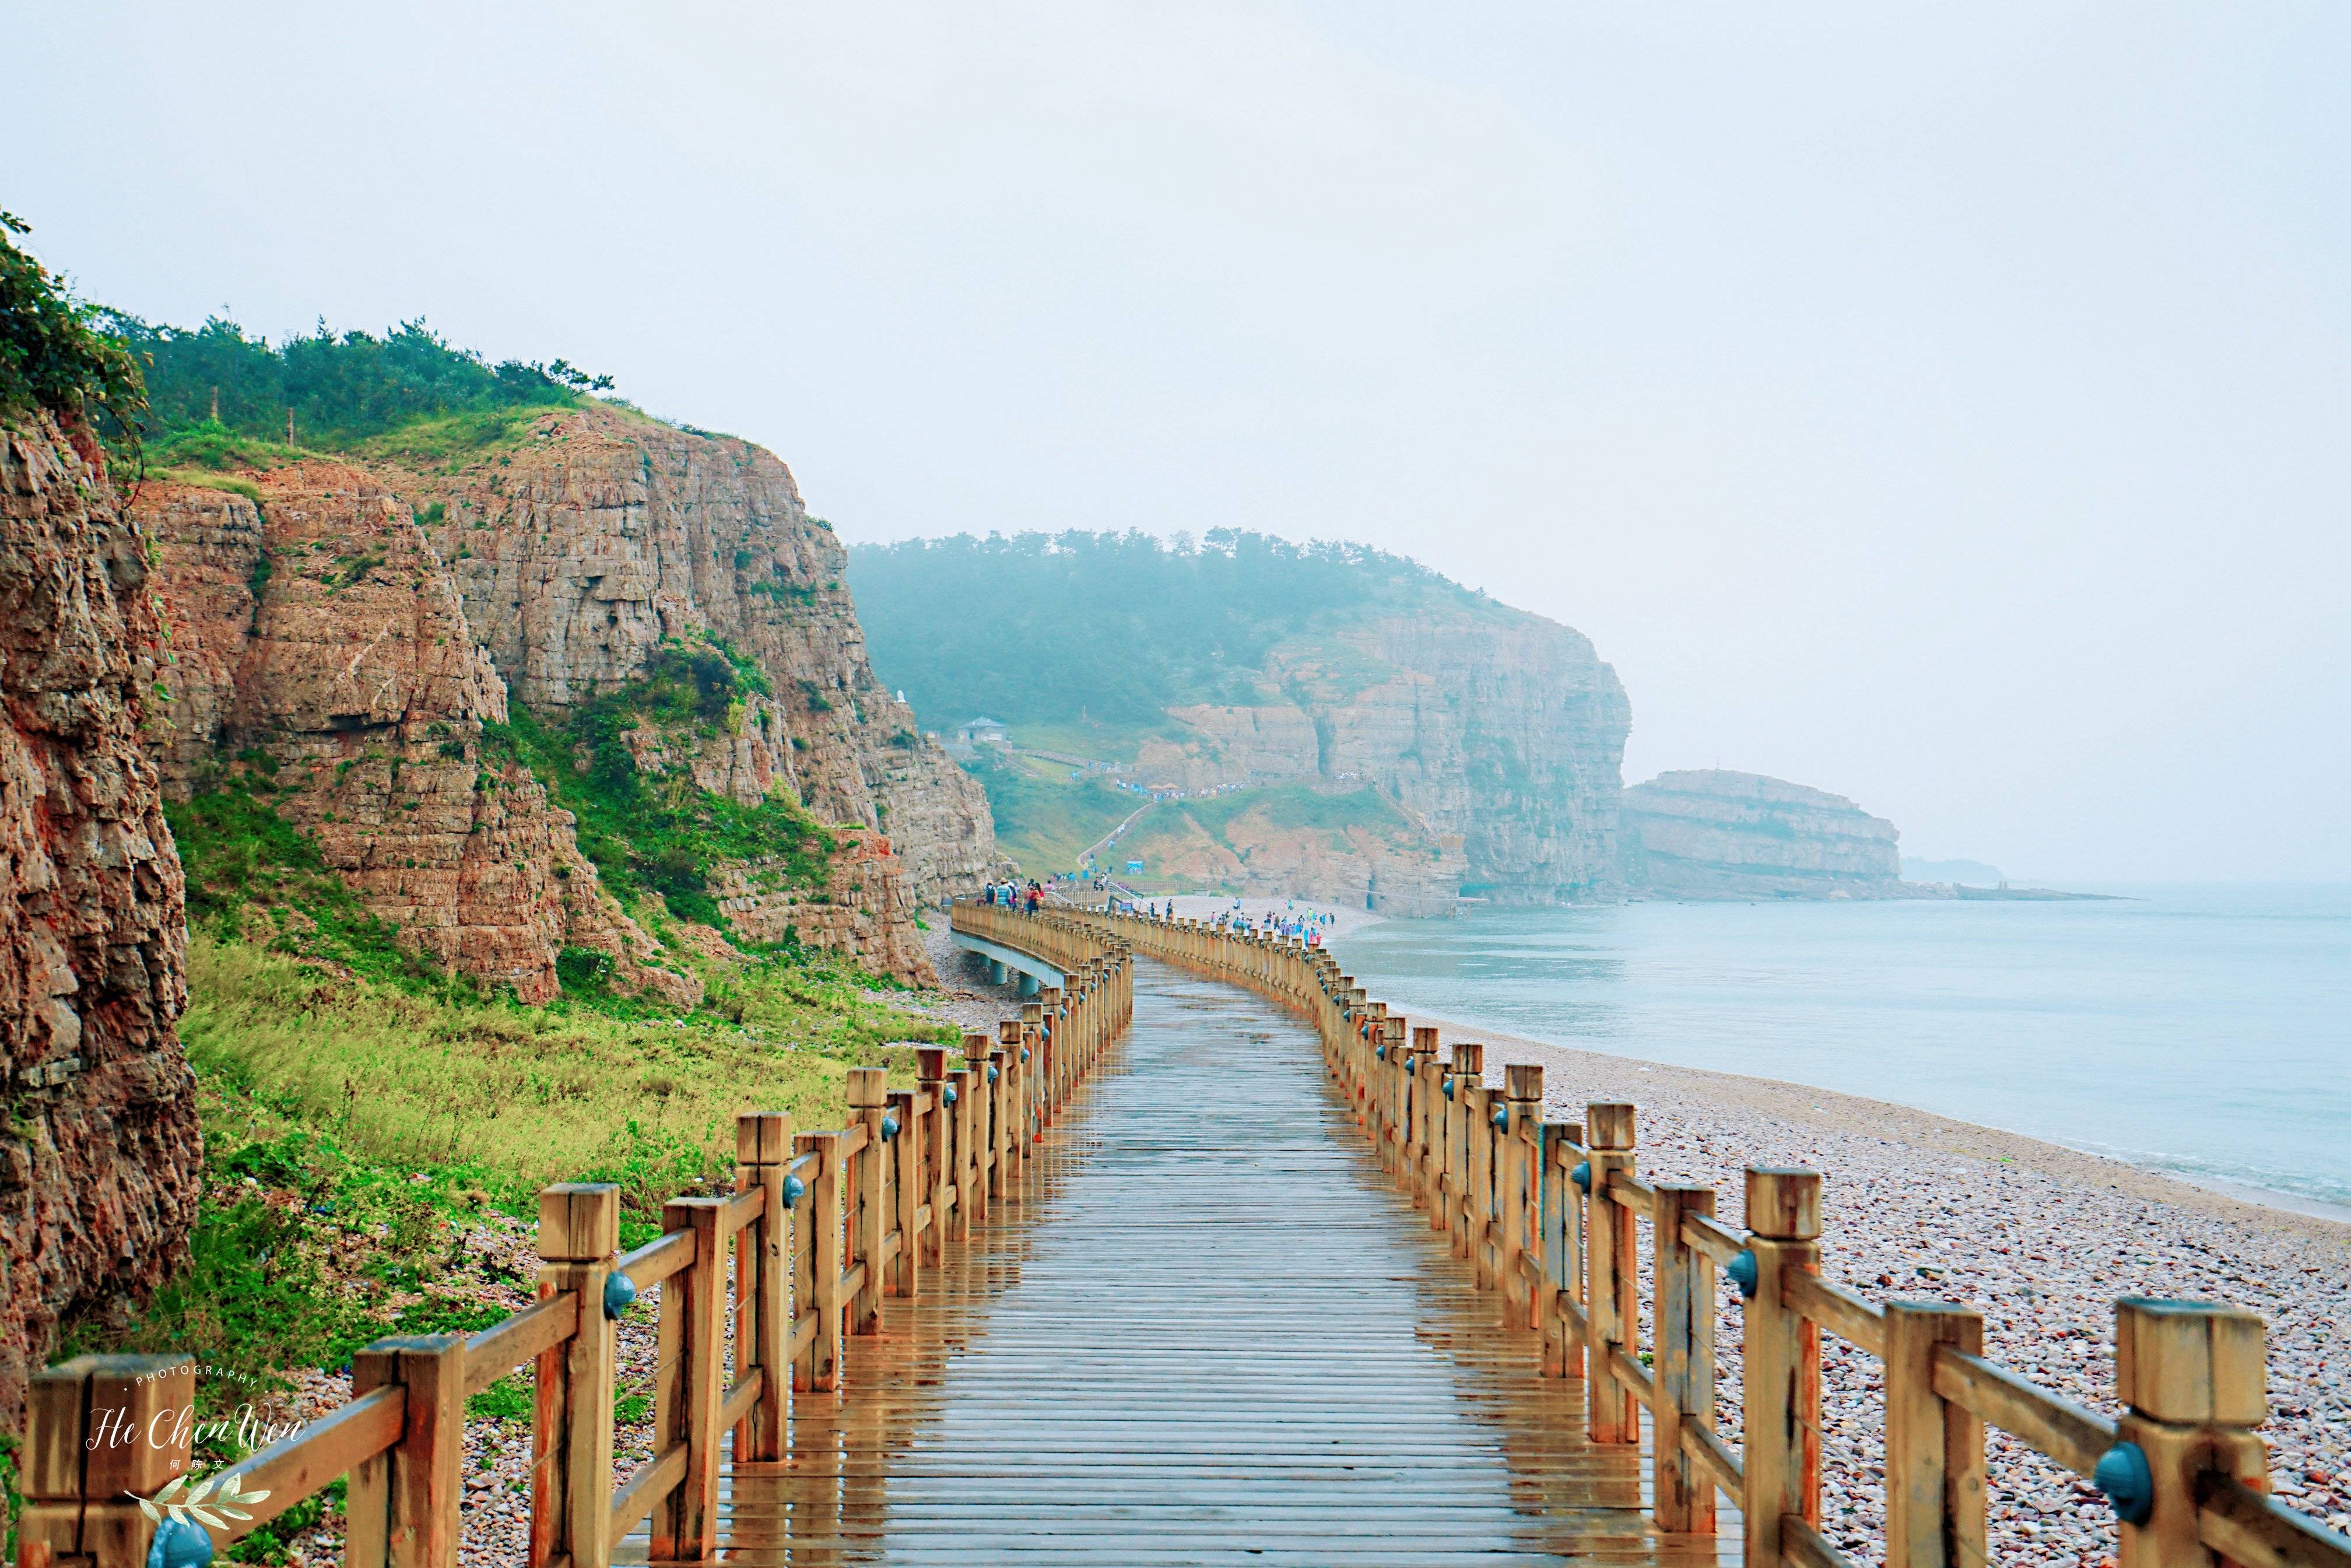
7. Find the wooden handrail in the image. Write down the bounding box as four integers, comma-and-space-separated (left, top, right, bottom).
619, 1227, 694, 1290
1782, 1515, 1859, 1568
2198, 1473, 2351, 1568
216, 1384, 406, 1544
462, 1294, 578, 1395
609, 1441, 689, 1541
1784, 1269, 1885, 1359
1680, 1212, 1745, 1267
1929, 1344, 2115, 1478
1681, 1421, 1743, 1499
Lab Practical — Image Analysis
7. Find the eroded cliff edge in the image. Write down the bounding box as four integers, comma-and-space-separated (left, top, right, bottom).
140, 406, 992, 993
0, 414, 200, 1426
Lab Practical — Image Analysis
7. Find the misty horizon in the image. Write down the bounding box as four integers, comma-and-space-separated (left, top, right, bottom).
8, 2, 2344, 882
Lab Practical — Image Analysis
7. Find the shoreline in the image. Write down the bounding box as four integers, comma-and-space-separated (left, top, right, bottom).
1315, 901, 2348, 1230
1415, 1006, 2351, 1241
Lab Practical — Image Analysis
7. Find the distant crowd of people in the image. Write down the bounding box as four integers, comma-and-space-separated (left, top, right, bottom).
1121, 897, 1335, 946
989, 876, 1340, 946
981, 879, 1044, 914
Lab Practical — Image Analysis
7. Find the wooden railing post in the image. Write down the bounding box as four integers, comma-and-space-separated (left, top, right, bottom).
847, 1067, 887, 1333
1742, 1166, 1823, 1568
1584, 1103, 1640, 1445
1883, 1301, 1984, 1568
794, 1130, 844, 1391
1412, 1026, 1440, 1213
917, 1047, 949, 1266
534, 1183, 620, 1565
652, 1195, 727, 1560
349, 1336, 464, 1567
1465, 1055, 1497, 1284
1652, 1183, 1719, 1534
731, 1121, 791, 1466
998, 1018, 1027, 1183
1497, 1064, 1539, 1325
1543, 1120, 1585, 1378
1385, 1017, 1410, 1188
948, 1065, 977, 1239
1438, 1043, 1479, 1237
885, 1088, 920, 1295
2112, 1299, 2270, 1568
960, 1032, 993, 1224
16, 1354, 192, 1567
987, 1029, 1012, 1199
1022, 1003, 1047, 1122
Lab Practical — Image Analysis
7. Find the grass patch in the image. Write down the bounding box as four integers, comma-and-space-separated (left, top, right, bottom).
145, 420, 311, 473
61, 922, 950, 1463
177, 936, 943, 1203
357, 406, 551, 464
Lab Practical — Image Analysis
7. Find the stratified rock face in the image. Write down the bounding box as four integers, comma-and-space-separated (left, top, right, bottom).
1622, 770, 1901, 898
409, 412, 994, 907
0, 415, 200, 1432
143, 466, 694, 1006
139, 408, 983, 991
1133, 609, 1631, 903
713, 831, 935, 983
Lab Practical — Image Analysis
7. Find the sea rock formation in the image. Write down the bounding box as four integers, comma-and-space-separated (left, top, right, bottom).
0, 414, 201, 1430
1621, 770, 1902, 898
139, 406, 991, 990
1131, 611, 1630, 903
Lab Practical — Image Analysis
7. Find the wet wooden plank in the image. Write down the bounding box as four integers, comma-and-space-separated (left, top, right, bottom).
618, 960, 1738, 1567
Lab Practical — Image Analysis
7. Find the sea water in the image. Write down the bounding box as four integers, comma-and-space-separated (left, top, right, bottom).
1331, 883, 2351, 1211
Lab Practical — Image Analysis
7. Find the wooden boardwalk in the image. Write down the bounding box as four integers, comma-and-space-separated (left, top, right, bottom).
28, 909, 2346, 1568
630, 960, 1732, 1566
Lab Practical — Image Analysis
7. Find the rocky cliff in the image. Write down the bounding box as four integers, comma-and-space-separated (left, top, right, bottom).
140, 406, 994, 991
0, 413, 201, 1428
1622, 770, 1902, 898
1131, 608, 1630, 903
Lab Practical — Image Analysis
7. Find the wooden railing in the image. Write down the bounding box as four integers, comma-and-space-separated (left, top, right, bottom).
1073, 906, 2351, 1568
12, 922, 1134, 1568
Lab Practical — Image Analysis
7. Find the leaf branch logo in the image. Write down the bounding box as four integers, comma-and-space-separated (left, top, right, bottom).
134, 1468, 271, 1531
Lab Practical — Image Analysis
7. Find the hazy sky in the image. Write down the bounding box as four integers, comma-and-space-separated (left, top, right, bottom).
9, 2, 2346, 881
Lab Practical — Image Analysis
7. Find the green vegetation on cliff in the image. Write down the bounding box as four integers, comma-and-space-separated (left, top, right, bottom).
169, 774, 484, 1000
0, 211, 145, 426
487, 639, 835, 934
102, 311, 599, 454
849, 529, 1490, 732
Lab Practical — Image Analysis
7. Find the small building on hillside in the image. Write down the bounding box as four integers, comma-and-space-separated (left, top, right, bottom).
957, 717, 1010, 749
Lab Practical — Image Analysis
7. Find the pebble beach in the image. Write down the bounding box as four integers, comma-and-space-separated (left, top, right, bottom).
1443, 1015, 2351, 1565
